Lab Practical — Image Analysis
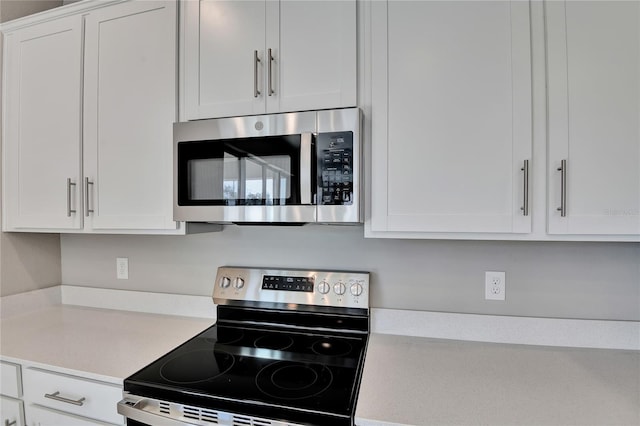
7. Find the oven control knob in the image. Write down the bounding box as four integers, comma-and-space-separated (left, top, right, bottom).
220, 277, 231, 288
234, 277, 245, 289
350, 283, 364, 297
318, 281, 330, 294
334, 282, 346, 295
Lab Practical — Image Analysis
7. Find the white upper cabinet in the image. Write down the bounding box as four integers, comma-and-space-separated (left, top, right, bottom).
2, 0, 183, 234
183, 0, 266, 118
182, 0, 356, 120
83, 0, 178, 231
546, 0, 640, 235
270, 1, 356, 114
2, 15, 83, 230
369, 0, 532, 234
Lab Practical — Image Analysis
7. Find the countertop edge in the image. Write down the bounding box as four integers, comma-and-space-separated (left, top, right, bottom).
0, 354, 124, 385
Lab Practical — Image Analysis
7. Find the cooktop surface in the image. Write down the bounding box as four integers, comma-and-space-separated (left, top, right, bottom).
125, 324, 367, 418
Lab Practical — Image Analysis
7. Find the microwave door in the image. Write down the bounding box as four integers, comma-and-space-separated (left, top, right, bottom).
175, 135, 316, 223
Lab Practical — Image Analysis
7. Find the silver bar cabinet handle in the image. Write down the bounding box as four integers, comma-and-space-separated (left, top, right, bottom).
66, 178, 77, 217
557, 159, 567, 217
520, 159, 529, 216
85, 177, 94, 216
268, 48, 274, 96
45, 391, 86, 406
253, 50, 261, 98
300, 133, 312, 205
5, 419, 17, 426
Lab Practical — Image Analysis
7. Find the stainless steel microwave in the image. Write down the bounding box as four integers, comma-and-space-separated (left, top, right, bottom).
173, 108, 362, 224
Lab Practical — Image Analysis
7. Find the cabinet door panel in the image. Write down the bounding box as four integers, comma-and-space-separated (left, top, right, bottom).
23, 368, 122, 425
83, 1, 178, 230
2, 16, 83, 230
26, 404, 118, 426
269, 0, 356, 113
547, 1, 640, 235
371, 1, 532, 233
1, 396, 25, 426
184, 0, 266, 119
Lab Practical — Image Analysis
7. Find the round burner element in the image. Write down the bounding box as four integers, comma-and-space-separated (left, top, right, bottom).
254, 335, 294, 351
256, 361, 333, 400
160, 349, 234, 384
311, 339, 353, 357
206, 328, 244, 345
272, 365, 319, 391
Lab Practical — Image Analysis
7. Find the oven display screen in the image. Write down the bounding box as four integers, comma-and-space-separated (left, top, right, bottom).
262, 275, 314, 292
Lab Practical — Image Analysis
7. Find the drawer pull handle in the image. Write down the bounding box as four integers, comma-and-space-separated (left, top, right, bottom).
45, 391, 86, 406
5, 419, 17, 426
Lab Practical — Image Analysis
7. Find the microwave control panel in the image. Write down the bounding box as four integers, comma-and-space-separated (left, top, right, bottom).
317, 131, 354, 205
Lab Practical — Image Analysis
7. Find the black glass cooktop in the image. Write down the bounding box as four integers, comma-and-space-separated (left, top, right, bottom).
125, 324, 367, 423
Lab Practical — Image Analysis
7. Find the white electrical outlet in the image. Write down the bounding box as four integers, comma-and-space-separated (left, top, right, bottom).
485, 271, 505, 301
116, 257, 129, 280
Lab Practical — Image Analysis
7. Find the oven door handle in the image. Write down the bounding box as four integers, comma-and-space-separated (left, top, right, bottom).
300, 132, 313, 205
117, 396, 197, 426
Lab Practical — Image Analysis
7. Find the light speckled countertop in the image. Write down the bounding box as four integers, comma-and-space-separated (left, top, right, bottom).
0, 305, 214, 383
355, 333, 640, 426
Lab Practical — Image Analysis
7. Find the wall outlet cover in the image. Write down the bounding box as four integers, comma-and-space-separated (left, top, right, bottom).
485, 271, 505, 301
116, 257, 129, 280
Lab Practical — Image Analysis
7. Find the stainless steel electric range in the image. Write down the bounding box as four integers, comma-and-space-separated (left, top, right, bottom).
118, 266, 370, 426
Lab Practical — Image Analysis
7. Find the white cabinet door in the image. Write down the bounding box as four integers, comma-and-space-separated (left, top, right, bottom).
2, 15, 83, 231
83, 0, 178, 230
182, 0, 356, 120
183, 0, 266, 119
547, 1, 640, 235
370, 1, 532, 234
266, 0, 356, 114
26, 404, 118, 426
22, 368, 123, 425
1, 396, 25, 426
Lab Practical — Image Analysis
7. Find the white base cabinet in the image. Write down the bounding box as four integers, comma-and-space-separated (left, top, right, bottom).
25, 405, 118, 426
2, 0, 183, 234
1, 361, 123, 426
22, 368, 123, 425
1, 396, 25, 426
1, 361, 25, 426
22, 368, 123, 426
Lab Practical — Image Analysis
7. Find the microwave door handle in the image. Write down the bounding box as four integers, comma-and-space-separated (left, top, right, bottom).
300, 133, 313, 205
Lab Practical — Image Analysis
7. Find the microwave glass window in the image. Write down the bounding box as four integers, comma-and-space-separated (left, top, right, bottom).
188, 158, 224, 200
242, 155, 291, 204
178, 135, 303, 206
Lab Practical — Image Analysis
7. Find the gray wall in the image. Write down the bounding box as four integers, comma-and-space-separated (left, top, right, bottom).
0, 0, 63, 297
60, 226, 640, 321
0, 0, 64, 23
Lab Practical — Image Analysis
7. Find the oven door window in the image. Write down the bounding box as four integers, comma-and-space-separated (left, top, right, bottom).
178, 135, 307, 206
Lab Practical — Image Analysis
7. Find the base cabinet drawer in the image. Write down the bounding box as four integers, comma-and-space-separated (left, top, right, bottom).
22, 368, 123, 425
1, 361, 23, 398
1, 396, 25, 426
26, 404, 119, 426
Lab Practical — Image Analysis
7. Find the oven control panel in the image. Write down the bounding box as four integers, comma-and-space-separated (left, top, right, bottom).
213, 267, 369, 310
